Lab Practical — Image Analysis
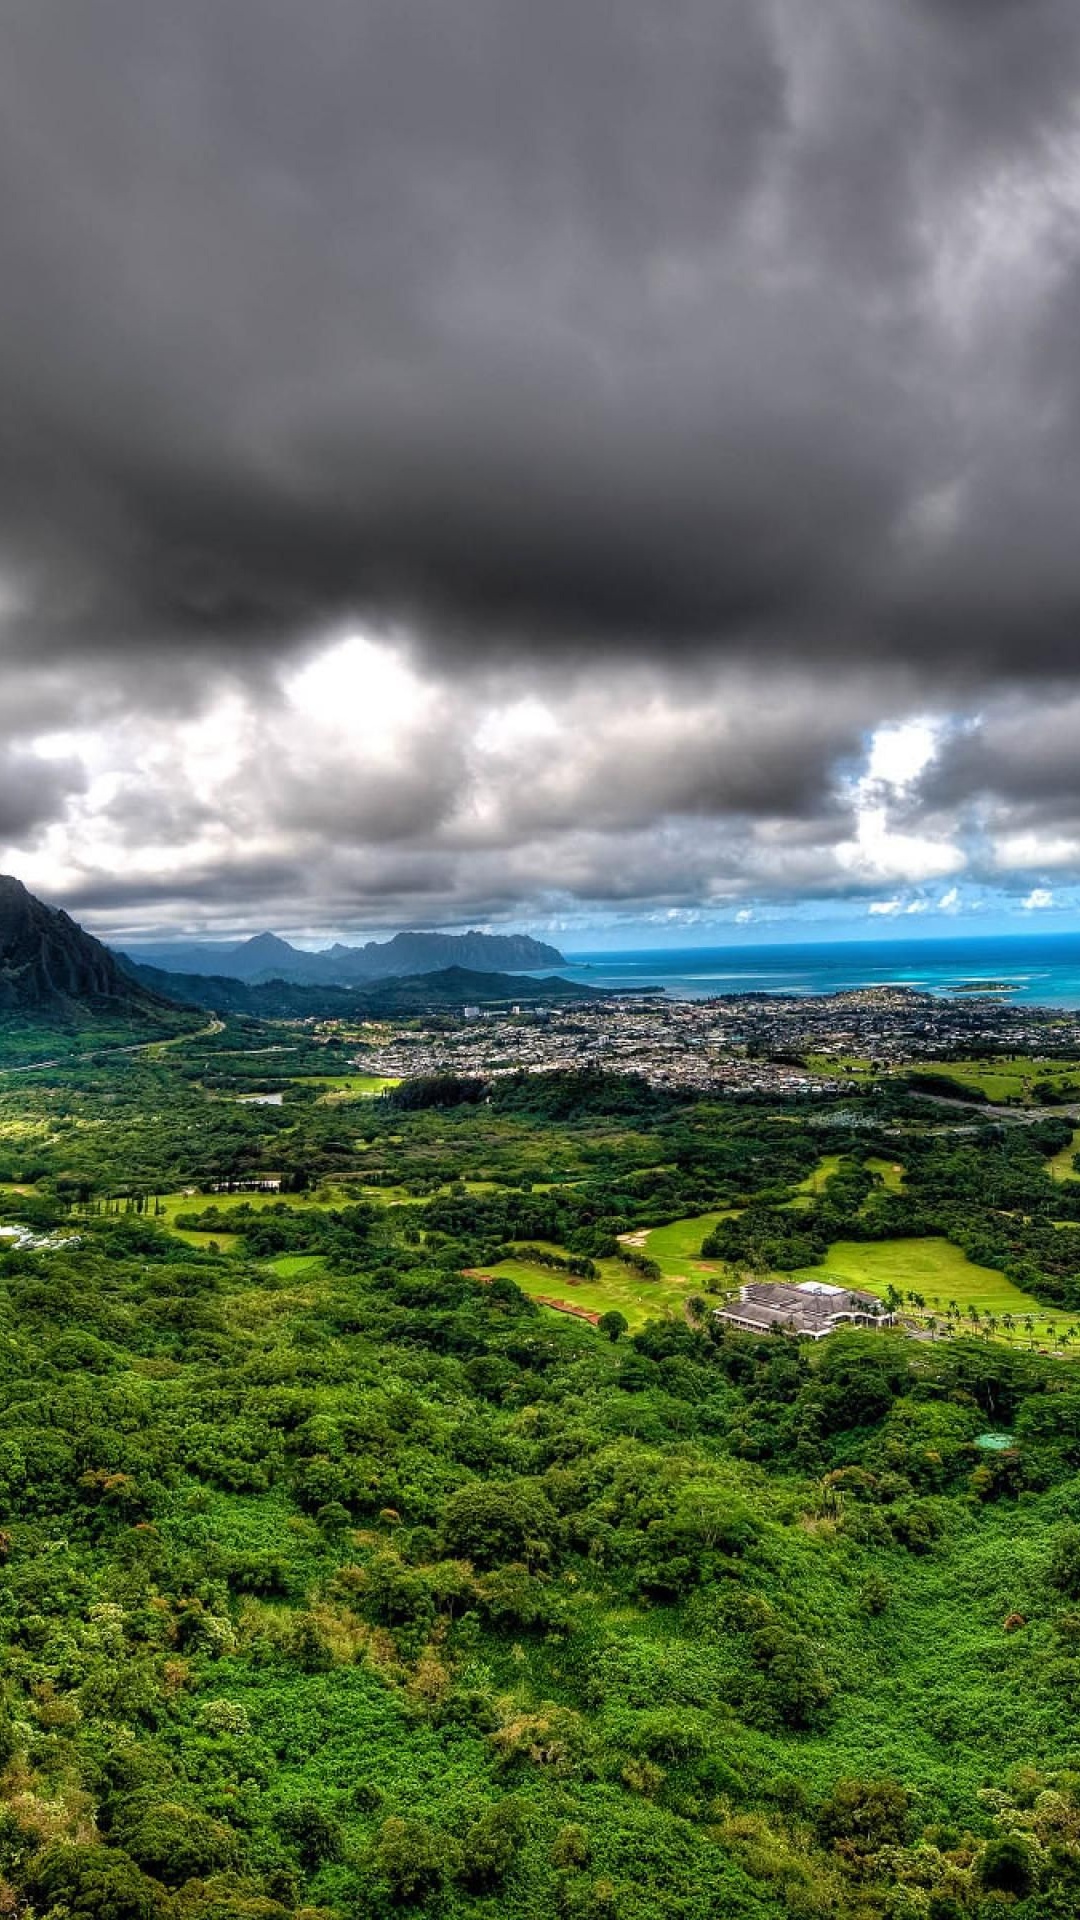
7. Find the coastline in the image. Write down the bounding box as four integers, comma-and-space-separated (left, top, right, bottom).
553, 933, 1080, 1009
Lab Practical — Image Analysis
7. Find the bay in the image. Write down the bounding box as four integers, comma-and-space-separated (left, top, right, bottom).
554, 933, 1080, 1008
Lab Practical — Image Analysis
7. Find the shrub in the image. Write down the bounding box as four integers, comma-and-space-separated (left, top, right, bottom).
551, 1824, 591, 1869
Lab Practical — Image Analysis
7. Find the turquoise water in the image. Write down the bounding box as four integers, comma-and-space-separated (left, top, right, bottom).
556, 935, 1080, 1008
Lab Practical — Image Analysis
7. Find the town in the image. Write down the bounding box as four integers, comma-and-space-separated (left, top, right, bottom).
344, 984, 1080, 1098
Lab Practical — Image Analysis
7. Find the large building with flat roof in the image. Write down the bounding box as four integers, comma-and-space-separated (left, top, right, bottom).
715, 1279, 892, 1340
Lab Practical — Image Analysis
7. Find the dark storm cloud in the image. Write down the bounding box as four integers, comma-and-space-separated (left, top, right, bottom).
0, 749, 84, 840
927, 695, 1080, 814
1, 0, 1079, 686
5, 1, 1080, 931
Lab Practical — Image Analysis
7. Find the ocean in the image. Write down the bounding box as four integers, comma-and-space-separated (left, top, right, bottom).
555, 934, 1080, 1009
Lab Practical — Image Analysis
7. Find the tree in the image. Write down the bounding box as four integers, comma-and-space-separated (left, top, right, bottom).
274, 1799, 344, 1869
28, 1844, 164, 1920
372, 1816, 460, 1901
460, 1797, 529, 1889
1049, 1526, 1080, 1599
598, 1310, 629, 1343
551, 1824, 591, 1869
978, 1833, 1036, 1896
110, 1801, 241, 1887
440, 1481, 558, 1569
817, 1776, 911, 1857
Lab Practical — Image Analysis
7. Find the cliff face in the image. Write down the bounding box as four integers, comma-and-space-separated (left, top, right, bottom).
0, 875, 173, 1016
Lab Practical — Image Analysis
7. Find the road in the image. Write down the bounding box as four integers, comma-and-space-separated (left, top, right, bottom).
0, 1016, 225, 1074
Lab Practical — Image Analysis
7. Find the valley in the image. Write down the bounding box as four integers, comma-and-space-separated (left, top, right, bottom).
3, 896, 1080, 1915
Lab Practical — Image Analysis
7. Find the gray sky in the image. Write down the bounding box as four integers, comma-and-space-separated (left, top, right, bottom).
3, 0, 1080, 941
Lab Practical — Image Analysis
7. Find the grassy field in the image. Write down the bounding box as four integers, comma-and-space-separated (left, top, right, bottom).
265, 1252, 327, 1277
793, 1236, 1080, 1346
479, 1258, 693, 1330
804, 1053, 876, 1080
866, 1154, 905, 1191
291, 1073, 400, 1100
481, 1224, 1080, 1346
481, 1203, 753, 1330
1049, 1127, 1080, 1182
906, 1056, 1080, 1104
785, 1152, 843, 1207
152, 1175, 510, 1242
634, 1209, 739, 1278
147, 1184, 349, 1247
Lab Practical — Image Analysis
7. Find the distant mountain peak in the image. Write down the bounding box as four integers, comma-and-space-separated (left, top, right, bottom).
122, 925, 566, 986
235, 931, 298, 957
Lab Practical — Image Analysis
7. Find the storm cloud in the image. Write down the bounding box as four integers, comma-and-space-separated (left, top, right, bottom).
2, 1, 1080, 933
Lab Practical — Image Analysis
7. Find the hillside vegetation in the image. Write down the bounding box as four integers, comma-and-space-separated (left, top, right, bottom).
0, 1042, 1078, 1914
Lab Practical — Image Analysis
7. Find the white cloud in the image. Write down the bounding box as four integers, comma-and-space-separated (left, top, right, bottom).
868, 898, 903, 916
865, 719, 941, 793
938, 886, 959, 911
994, 832, 1080, 871
836, 718, 965, 889
1023, 887, 1054, 910
836, 806, 965, 885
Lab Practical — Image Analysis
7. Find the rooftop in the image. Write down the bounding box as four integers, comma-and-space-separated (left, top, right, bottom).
716, 1278, 890, 1339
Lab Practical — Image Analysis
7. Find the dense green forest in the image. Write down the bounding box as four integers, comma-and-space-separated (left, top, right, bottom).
1, 1029, 1080, 1915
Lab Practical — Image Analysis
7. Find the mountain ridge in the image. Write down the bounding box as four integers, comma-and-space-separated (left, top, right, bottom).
122, 926, 566, 986
120, 957, 606, 1017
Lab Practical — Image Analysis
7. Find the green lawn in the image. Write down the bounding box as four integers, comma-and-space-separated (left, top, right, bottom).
785, 1152, 843, 1207
1049, 1127, 1080, 1182
483, 1225, 1080, 1345
291, 1073, 401, 1099
477, 1205, 752, 1330
792, 1236, 1080, 1346
632, 1209, 739, 1278
804, 1052, 876, 1080
482, 1244, 730, 1331
866, 1155, 905, 1191
149, 1184, 350, 1247
906, 1056, 1080, 1104
265, 1253, 327, 1277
